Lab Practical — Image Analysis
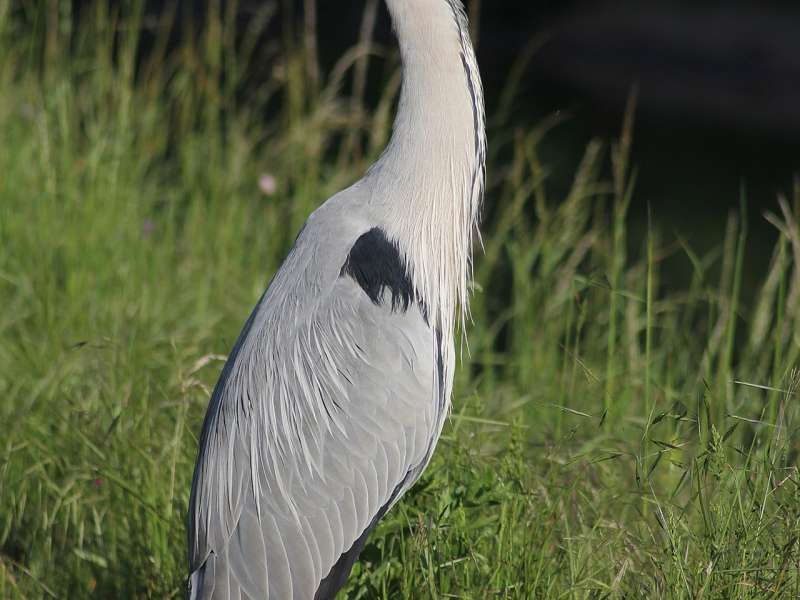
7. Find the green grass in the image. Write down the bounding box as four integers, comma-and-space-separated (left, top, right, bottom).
2, 2, 800, 598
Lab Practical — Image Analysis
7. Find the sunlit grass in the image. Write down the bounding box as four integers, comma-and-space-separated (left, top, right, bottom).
1, 2, 799, 598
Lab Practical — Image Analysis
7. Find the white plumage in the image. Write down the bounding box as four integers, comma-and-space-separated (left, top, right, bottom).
187, 1, 485, 597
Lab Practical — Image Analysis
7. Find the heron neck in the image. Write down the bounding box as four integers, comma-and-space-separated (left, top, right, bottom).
374, 1, 479, 185
367, 0, 485, 340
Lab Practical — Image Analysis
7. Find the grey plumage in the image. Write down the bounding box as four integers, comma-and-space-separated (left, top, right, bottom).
187, 1, 485, 598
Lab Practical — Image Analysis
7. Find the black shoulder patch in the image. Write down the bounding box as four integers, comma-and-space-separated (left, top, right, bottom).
340, 228, 414, 311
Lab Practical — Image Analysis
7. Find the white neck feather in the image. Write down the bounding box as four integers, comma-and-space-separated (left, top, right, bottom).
367, 0, 486, 347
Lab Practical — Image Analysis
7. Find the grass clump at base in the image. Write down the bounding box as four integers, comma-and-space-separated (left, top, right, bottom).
1, 2, 800, 598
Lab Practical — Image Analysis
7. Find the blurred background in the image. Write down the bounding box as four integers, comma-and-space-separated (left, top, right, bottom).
321, 0, 800, 281
61, 0, 798, 279
50, 0, 800, 219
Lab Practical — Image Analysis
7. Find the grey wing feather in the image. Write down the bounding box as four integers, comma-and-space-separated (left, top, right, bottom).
188, 266, 446, 600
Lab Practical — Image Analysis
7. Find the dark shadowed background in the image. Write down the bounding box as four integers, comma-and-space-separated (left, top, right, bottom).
320, 0, 800, 289
77, 0, 800, 276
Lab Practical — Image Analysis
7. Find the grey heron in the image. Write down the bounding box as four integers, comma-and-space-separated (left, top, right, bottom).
187, 0, 486, 597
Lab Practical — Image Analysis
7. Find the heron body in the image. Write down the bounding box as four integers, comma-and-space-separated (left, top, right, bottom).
187, 1, 486, 598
